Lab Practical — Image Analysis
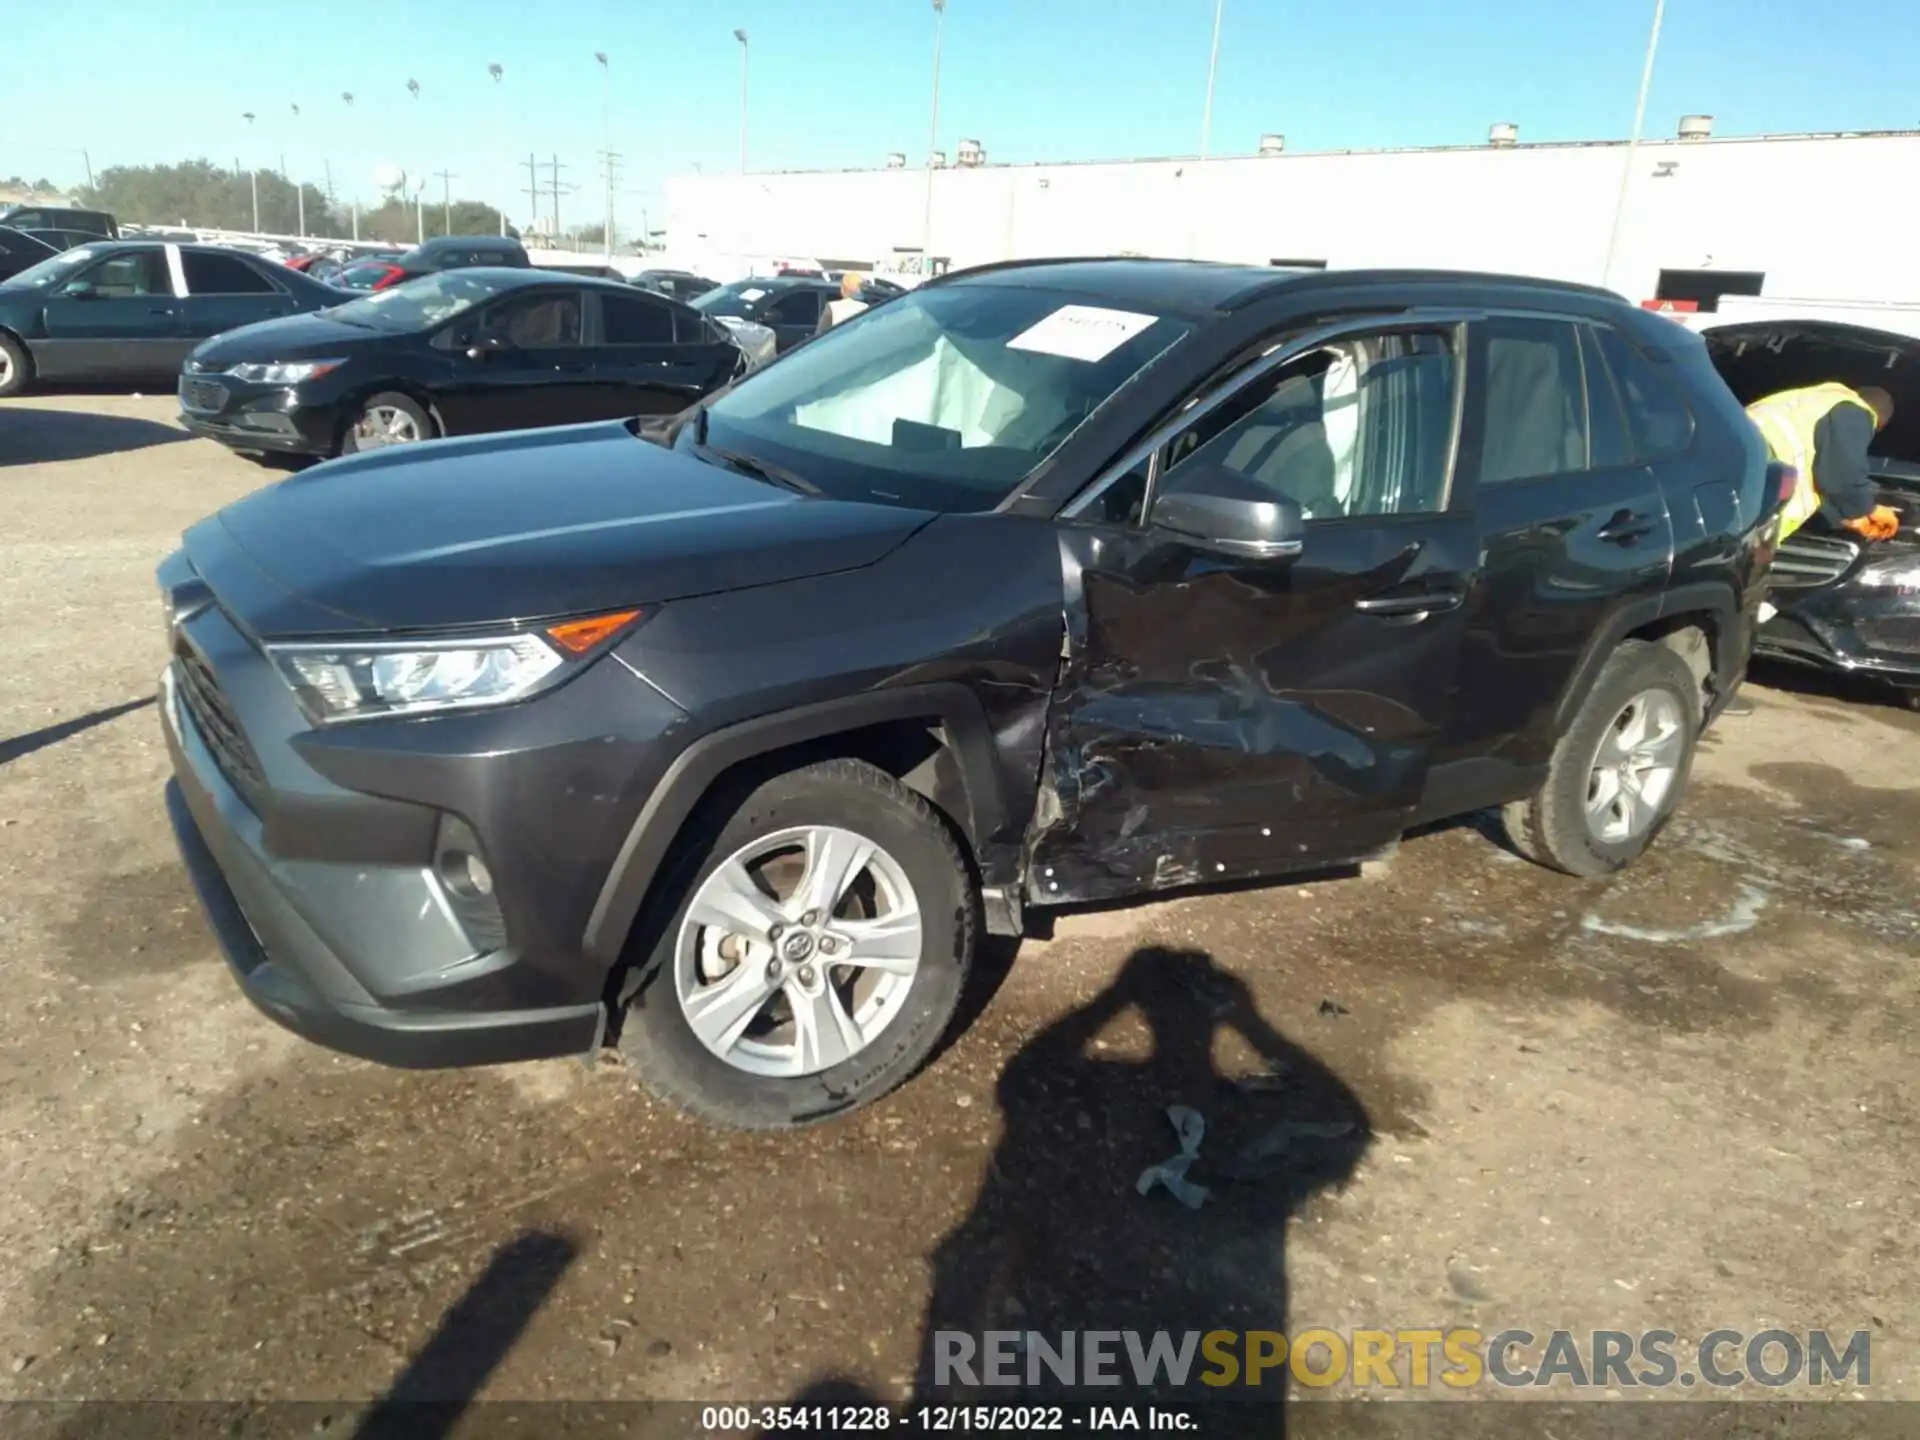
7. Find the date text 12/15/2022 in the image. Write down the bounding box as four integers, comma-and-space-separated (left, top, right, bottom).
700, 1405, 1198, 1432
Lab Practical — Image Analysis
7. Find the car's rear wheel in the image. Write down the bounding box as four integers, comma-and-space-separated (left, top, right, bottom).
342, 391, 434, 454
1502, 640, 1699, 877
0, 333, 32, 398
619, 758, 975, 1130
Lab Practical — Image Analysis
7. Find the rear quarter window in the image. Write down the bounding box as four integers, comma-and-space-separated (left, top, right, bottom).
1590, 324, 1697, 458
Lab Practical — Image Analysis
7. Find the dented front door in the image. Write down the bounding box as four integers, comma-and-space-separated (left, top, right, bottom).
1026, 316, 1477, 906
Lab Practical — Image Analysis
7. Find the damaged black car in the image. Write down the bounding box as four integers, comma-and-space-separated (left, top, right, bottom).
157, 260, 1773, 1128
1701, 317, 1920, 706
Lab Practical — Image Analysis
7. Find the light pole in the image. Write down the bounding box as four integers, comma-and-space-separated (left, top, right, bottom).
341, 93, 357, 239
1602, 0, 1666, 294
596, 51, 613, 257
241, 112, 260, 232
734, 30, 749, 173
923, 0, 946, 263
489, 64, 507, 233
1200, 0, 1224, 159
290, 102, 306, 237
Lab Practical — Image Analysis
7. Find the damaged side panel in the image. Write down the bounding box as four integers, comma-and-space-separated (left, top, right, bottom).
1026, 516, 1477, 906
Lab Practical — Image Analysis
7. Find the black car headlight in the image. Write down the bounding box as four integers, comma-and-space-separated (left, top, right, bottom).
1857, 555, 1920, 595
226, 358, 346, 385
267, 609, 642, 724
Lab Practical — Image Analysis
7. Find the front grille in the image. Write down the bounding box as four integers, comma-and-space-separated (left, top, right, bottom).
1856, 617, 1920, 657
179, 377, 228, 413
1770, 533, 1859, 590
174, 642, 267, 807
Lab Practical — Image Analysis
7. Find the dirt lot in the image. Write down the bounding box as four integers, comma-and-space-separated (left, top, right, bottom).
0, 394, 1915, 1424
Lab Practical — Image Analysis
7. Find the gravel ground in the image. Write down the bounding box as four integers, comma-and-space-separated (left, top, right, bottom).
0, 394, 1915, 1426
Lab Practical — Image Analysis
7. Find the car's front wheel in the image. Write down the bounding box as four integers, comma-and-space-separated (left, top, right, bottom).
1503, 640, 1700, 877
619, 758, 975, 1129
342, 391, 434, 454
0, 332, 32, 398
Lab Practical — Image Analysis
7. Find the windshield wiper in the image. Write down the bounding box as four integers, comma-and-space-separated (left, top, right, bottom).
702, 440, 821, 497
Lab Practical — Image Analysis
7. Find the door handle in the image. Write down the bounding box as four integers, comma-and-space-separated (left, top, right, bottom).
1354, 591, 1464, 618
1597, 510, 1657, 544
148, 306, 175, 315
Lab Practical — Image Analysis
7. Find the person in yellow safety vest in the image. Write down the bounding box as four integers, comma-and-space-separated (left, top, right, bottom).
1747, 382, 1900, 544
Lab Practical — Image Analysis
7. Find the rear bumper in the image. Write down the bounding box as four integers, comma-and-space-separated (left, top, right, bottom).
160, 658, 607, 1069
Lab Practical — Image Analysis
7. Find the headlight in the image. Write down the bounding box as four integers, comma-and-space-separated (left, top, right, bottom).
1856, 556, 1920, 593
268, 609, 640, 724
227, 358, 346, 385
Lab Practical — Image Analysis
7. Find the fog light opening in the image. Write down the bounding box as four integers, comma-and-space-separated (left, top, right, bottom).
440, 848, 494, 900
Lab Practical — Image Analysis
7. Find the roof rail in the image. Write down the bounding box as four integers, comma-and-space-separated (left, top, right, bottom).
1223, 266, 1624, 310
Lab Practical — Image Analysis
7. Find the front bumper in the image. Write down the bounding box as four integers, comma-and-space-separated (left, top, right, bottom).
178, 373, 339, 456
1756, 592, 1920, 685
157, 588, 685, 1068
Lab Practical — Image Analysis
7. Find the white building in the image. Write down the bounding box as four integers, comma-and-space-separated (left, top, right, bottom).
664, 122, 1920, 309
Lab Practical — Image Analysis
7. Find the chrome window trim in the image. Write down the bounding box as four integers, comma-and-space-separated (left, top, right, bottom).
1062, 307, 1485, 523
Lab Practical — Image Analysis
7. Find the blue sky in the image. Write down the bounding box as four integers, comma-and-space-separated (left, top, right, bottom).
4, 0, 1917, 236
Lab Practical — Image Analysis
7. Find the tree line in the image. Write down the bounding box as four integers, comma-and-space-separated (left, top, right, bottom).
72, 161, 517, 244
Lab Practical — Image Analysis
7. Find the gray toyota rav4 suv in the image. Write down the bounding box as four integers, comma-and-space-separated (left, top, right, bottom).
158, 260, 1776, 1128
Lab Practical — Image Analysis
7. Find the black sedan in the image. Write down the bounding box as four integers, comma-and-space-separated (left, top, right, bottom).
692, 275, 906, 353
0, 226, 57, 284
0, 240, 347, 397
177, 267, 747, 460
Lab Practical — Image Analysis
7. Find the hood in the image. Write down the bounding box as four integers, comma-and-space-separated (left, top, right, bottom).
188, 420, 934, 637
187, 309, 384, 369
1702, 317, 1920, 468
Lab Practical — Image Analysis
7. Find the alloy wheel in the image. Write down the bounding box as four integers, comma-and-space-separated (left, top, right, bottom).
0, 349, 14, 390
673, 824, 923, 1078
352, 404, 422, 448
1585, 688, 1685, 844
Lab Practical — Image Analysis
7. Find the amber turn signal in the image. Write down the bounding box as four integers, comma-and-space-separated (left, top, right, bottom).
543, 609, 642, 655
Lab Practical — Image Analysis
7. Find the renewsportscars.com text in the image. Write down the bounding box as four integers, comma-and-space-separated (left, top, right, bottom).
933, 1327, 1872, 1391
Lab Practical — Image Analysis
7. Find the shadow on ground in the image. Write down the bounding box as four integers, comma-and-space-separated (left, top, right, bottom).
0, 697, 154, 766
792, 944, 1371, 1431
0, 405, 192, 466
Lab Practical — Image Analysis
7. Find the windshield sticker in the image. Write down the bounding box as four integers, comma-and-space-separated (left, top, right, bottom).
1006, 305, 1159, 362
740, 287, 767, 302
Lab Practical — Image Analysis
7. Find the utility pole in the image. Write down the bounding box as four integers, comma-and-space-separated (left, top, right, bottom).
434, 168, 457, 235
526, 153, 541, 238
547, 155, 570, 245
923, 0, 946, 262
595, 52, 614, 259
734, 30, 750, 173
1602, 0, 1667, 293
1200, 0, 1224, 159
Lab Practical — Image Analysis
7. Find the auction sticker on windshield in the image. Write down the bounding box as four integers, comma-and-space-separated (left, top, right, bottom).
1007, 305, 1159, 363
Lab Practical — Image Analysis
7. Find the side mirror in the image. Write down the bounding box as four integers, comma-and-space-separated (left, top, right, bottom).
464, 332, 512, 361
62, 280, 99, 300
1151, 464, 1305, 562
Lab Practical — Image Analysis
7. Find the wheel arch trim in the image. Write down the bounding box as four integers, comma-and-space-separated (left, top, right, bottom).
582, 682, 1008, 967
1549, 583, 1738, 738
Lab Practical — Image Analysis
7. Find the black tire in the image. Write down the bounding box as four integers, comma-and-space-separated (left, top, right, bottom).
1502, 641, 1699, 878
0, 332, 32, 398
619, 758, 976, 1130
341, 391, 434, 454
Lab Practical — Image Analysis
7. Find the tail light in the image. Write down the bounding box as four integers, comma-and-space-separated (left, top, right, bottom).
370, 265, 406, 290
1773, 462, 1798, 506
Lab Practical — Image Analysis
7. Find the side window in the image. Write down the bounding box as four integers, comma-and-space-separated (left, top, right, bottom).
674, 309, 715, 344
78, 248, 170, 297
1590, 324, 1696, 457
1578, 326, 1634, 469
482, 290, 582, 348
1156, 328, 1458, 520
765, 290, 823, 326
598, 293, 675, 344
181, 250, 277, 295
1474, 318, 1587, 485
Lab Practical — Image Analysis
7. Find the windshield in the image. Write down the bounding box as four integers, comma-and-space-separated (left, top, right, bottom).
697, 282, 1192, 512
3, 246, 104, 289
324, 269, 515, 329
691, 280, 777, 320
